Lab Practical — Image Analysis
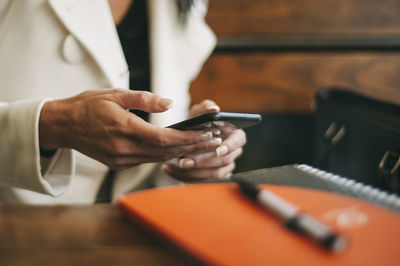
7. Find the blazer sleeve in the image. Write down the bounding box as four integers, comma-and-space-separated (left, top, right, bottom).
0, 99, 74, 196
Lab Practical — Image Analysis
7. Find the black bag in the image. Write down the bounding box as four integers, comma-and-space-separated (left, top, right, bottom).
314, 88, 400, 193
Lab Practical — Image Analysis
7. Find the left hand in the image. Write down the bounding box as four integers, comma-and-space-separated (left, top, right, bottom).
162, 100, 247, 181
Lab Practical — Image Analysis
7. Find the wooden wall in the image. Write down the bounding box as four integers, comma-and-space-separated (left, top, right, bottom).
190, 0, 400, 113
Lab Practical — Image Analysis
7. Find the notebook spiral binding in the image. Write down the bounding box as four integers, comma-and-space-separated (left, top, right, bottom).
296, 164, 400, 214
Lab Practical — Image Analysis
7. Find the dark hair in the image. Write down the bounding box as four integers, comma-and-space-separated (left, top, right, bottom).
176, 0, 197, 23
177, 0, 195, 15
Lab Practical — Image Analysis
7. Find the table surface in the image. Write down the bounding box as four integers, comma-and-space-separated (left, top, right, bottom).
0, 204, 202, 266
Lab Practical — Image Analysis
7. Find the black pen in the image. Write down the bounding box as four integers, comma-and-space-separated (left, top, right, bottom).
236, 179, 347, 252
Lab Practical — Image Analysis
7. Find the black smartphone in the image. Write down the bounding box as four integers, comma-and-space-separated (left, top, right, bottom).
167, 112, 262, 130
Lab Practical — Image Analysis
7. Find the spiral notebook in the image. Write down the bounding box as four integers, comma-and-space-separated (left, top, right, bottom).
232, 164, 400, 213
120, 182, 400, 266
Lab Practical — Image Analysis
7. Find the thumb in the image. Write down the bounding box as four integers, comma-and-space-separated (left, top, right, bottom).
111, 89, 173, 113
189, 99, 220, 118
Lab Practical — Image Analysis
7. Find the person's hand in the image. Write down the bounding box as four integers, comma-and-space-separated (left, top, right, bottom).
162, 100, 246, 181
39, 89, 221, 170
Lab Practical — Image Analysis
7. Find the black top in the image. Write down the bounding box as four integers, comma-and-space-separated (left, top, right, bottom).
117, 0, 150, 121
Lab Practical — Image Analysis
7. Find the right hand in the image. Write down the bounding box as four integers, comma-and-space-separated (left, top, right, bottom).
162, 100, 246, 181
39, 89, 220, 170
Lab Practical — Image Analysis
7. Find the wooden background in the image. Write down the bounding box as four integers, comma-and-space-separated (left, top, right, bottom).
189, 0, 400, 171
190, 0, 400, 113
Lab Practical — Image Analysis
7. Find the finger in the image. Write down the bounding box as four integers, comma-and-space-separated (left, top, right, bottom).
121, 109, 216, 146
176, 148, 243, 169
162, 162, 236, 181
165, 157, 197, 169
139, 125, 217, 146
189, 99, 220, 118
100, 132, 222, 164
216, 129, 246, 157
147, 137, 223, 160
211, 128, 222, 137
218, 122, 237, 136
109, 89, 173, 113
184, 126, 221, 136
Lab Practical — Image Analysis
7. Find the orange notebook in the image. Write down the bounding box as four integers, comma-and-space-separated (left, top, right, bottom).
119, 183, 400, 266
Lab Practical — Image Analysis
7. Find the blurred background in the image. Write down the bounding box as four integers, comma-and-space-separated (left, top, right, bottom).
189, 0, 400, 172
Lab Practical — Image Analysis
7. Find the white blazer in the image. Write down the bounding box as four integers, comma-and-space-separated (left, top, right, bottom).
0, 0, 216, 203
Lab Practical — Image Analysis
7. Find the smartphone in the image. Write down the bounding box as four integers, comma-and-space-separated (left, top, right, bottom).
167, 112, 262, 130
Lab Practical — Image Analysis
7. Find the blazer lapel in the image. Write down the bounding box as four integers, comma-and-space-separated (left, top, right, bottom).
48, 0, 128, 88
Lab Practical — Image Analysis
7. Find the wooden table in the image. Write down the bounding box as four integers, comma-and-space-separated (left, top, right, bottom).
0, 204, 202, 266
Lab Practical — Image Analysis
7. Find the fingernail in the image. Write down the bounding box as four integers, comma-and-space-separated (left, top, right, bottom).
158, 98, 173, 109
179, 158, 195, 169
222, 172, 233, 179
161, 164, 170, 172
199, 131, 213, 141
213, 129, 221, 136
203, 122, 212, 128
213, 121, 225, 127
210, 137, 222, 145
216, 145, 228, 157
226, 172, 233, 178
206, 104, 220, 112
217, 173, 232, 180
